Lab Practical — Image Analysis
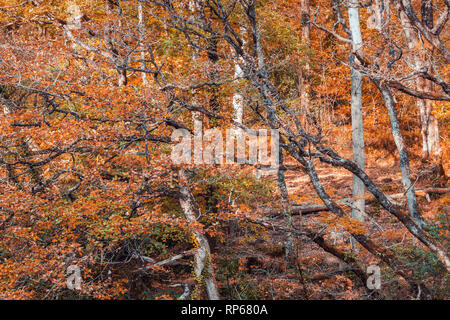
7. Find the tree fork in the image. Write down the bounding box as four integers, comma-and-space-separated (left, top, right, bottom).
178, 168, 220, 300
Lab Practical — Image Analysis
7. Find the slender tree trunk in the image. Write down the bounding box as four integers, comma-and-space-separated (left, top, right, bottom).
230, 27, 246, 168
178, 169, 220, 300
398, 2, 442, 162
348, 0, 365, 249
311, 142, 450, 272
105, 2, 127, 86
417, 83, 442, 160
248, 3, 294, 263
232, 28, 245, 128
299, 0, 310, 113
376, 82, 425, 227
182, 4, 219, 299
277, 151, 295, 265
188, 1, 203, 165
367, 0, 389, 30
207, 37, 219, 113
418, 1, 442, 161
138, 2, 148, 86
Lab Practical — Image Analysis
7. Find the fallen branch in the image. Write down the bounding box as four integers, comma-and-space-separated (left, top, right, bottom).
141, 249, 196, 270
169, 283, 191, 300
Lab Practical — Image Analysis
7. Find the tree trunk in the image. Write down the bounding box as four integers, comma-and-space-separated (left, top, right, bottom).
138, 2, 148, 86
207, 37, 219, 113
277, 150, 295, 265
232, 28, 245, 128
302, 227, 381, 298
180, 5, 219, 300
376, 83, 425, 228
348, 0, 365, 249
178, 169, 220, 300
248, 3, 294, 263
418, 1, 442, 161
417, 84, 442, 161
105, 2, 127, 87
367, 0, 389, 30
299, 0, 310, 113
398, 2, 442, 162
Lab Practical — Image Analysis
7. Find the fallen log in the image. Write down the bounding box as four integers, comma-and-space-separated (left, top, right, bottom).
261, 203, 330, 217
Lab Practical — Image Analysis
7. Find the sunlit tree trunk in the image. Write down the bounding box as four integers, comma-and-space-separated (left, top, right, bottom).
398, 1, 442, 162
229, 26, 246, 170
347, 1, 365, 249
418, 1, 442, 161
377, 83, 425, 228
299, 0, 310, 113
232, 28, 245, 129
367, 0, 389, 30
417, 81, 442, 161
178, 169, 220, 300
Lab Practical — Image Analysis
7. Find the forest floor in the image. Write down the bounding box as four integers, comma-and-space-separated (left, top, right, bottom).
151, 156, 449, 300
215, 158, 449, 299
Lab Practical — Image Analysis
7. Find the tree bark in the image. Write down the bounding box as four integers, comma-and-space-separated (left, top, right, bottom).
277, 150, 295, 265
299, 0, 311, 113
348, 0, 365, 250
417, 84, 442, 160
232, 28, 245, 128
105, 2, 127, 87
138, 2, 148, 86
248, 3, 295, 263
376, 83, 425, 228
418, 1, 442, 160
178, 169, 220, 300
399, 0, 450, 63
398, 2, 442, 161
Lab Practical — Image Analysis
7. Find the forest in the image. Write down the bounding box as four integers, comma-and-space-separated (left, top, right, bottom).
0, 0, 448, 300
